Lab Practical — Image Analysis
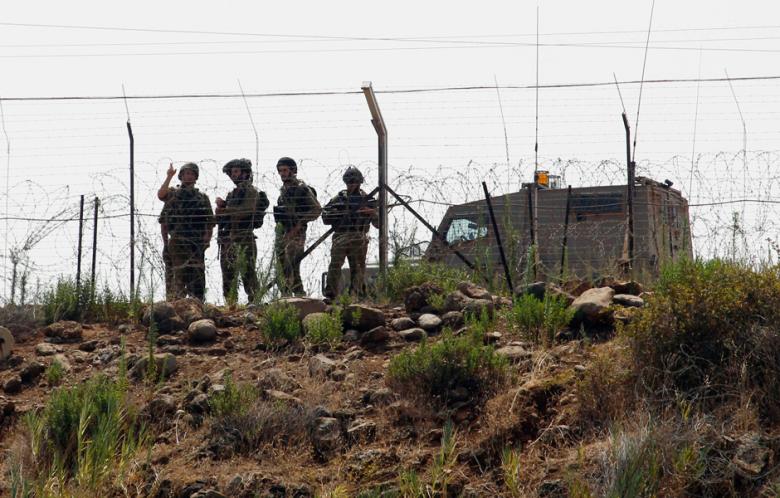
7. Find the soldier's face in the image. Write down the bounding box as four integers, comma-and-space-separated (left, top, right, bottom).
277, 166, 292, 181
346, 182, 360, 193
180, 170, 197, 185
230, 167, 244, 182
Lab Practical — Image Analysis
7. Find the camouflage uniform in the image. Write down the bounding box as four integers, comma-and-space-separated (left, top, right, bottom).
322, 185, 378, 299
273, 175, 321, 297
158, 200, 175, 300
164, 185, 214, 301
217, 159, 269, 303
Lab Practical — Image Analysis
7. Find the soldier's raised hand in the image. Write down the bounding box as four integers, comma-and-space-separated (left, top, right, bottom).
166, 163, 176, 178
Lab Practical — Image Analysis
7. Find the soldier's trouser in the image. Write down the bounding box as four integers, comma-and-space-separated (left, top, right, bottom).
220, 237, 258, 302
162, 244, 175, 301
274, 225, 306, 297
324, 231, 369, 299
168, 237, 206, 301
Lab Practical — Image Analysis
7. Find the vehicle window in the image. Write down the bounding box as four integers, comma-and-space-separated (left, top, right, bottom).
445, 218, 488, 244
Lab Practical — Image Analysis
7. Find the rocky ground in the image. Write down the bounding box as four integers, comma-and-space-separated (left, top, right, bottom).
0, 278, 716, 497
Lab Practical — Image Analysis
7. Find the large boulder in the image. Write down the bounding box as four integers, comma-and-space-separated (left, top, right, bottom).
610, 280, 644, 296
457, 282, 492, 301
403, 282, 444, 313
311, 417, 343, 460
342, 305, 385, 331
360, 326, 391, 346
308, 354, 338, 379
188, 319, 217, 344
171, 298, 204, 326
129, 353, 178, 380
570, 287, 615, 325
463, 298, 495, 320
612, 294, 644, 308
276, 297, 327, 320
20, 361, 45, 383
417, 313, 442, 331
398, 328, 427, 342
142, 302, 184, 333
0, 326, 15, 361
443, 290, 472, 313
390, 317, 416, 331
44, 321, 82, 343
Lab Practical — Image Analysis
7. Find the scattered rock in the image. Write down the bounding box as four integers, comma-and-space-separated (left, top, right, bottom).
78, 340, 100, 352
538, 479, 566, 497
3, 377, 21, 394
44, 321, 83, 343
170, 298, 204, 326
417, 313, 442, 331
484, 331, 502, 344
399, 328, 427, 342
51, 354, 72, 372
733, 433, 771, 478
70, 350, 90, 363
20, 361, 45, 383
258, 368, 301, 392
363, 387, 395, 406
496, 345, 532, 363
142, 302, 183, 333
187, 319, 217, 344
308, 354, 338, 378
265, 389, 303, 405
186, 392, 210, 414
343, 305, 386, 331
524, 281, 547, 300
404, 282, 444, 313
612, 294, 644, 308
311, 417, 343, 460
146, 394, 177, 419
441, 311, 465, 329
443, 290, 471, 312
547, 285, 576, 306
129, 353, 178, 380
458, 281, 492, 301
463, 298, 495, 319
359, 326, 391, 346
390, 317, 416, 331
117, 323, 133, 334
610, 280, 644, 296
35, 343, 57, 356
570, 287, 615, 325
347, 419, 377, 444
0, 327, 15, 361
276, 297, 327, 320
190, 489, 226, 498
157, 334, 183, 346
343, 330, 360, 342
330, 369, 348, 382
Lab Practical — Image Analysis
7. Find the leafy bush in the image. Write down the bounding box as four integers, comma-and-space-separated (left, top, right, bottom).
259, 301, 302, 346
303, 310, 343, 348
209, 373, 259, 418
9, 375, 146, 494
506, 293, 574, 345
381, 259, 470, 302
626, 259, 780, 421
45, 360, 65, 386
387, 329, 508, 407
40, 278, 139, 325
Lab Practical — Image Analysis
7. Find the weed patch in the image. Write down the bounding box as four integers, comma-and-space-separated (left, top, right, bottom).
259, 301, 302, 346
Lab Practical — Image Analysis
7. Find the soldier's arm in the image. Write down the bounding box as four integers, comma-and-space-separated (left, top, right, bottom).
299, 185, 322, 222
221, 188, 256, 224
157, 164, 176, 201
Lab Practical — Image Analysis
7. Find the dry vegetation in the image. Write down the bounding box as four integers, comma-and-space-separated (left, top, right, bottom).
1, 259, 780, 497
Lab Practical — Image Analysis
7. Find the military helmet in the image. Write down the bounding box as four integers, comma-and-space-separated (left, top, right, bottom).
276, 156, 297, 174
222, 158, 253, 182
342, 166, 364, 184
178, 162, 199, 180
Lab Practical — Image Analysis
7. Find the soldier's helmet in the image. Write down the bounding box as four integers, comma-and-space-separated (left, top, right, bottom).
342, 166, 364, 184
276, 157, 297, 174
178, 162, 199, 180
222, 158, 253, 182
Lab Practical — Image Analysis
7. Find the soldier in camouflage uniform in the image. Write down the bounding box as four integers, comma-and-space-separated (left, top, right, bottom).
158, 200, 175, 300
322, 166, 378, 300
273, 157, 321, 296
157, 162, 215, 301
215, 158, 269, 303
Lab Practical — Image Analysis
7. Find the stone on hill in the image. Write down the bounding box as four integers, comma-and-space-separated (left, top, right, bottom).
403, 282, 444, 313
612, 294, 644, 308
496, 345, 532, 362
443, 290, 472, 313
457, 281, 492, 301
417, 313, 442, 331
611, 280, 644, 296
342, 304, 385, 331
390, 317, 416, 331
187, 319, 217, 343
570, 287, 615, 324
360, 326, 391, 346
312, 417, 343, 460
20, 361, 45, 383
44, 321, 82, 342
463, 298, 495, 319
171, 298, 204, 325
0, 326, 15, 361
129, 353, 178, 380
35, 343, 57, 356
142, 302, 183, 333
441, 311, 465, 329
276, 297, 327, 320
398, 328, 427, 342
308, 354, 338, 378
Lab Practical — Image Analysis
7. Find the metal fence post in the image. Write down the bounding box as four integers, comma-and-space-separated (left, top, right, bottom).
361, 82, 388, 282
91, 197, 99, 290
76, 194, 84, 294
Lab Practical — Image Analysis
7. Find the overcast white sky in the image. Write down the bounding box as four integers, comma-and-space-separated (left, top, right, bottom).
2, 0, 780, 302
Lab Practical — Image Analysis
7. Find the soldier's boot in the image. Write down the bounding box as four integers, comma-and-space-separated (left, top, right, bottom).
325, 236, 350, 299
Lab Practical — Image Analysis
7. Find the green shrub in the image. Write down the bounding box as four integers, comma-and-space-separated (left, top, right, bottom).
626, 259, 780, 421
387, 329, 508, 407
46, 360, 65, 386
10, 375, 146, 494
304, 310, 343, 348
506, 293, 574, 345
605, 428, 662, 498
209, 373, 259, 418
381, 259, 470, 302
259, 302, 302, 346
41, 278, 138, 325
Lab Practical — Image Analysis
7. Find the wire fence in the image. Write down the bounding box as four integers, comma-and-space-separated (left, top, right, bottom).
2, 79, 780, 304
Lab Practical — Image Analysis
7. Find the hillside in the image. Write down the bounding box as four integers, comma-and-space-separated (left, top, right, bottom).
1, 260, 780, 497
